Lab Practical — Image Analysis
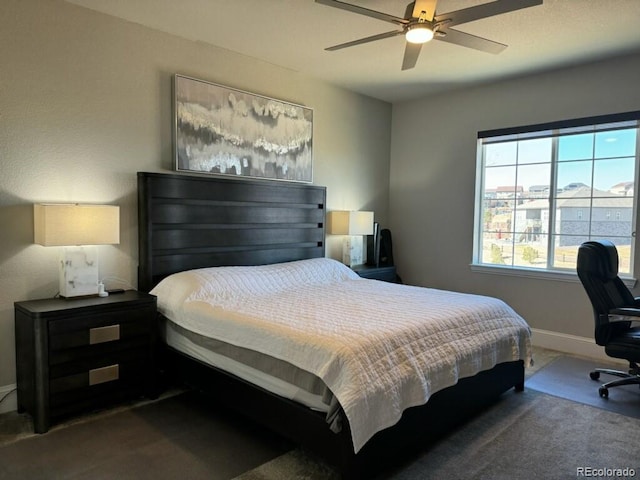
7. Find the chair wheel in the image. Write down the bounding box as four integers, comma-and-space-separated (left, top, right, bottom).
599, 387, 609, 398
589, 371, 600, 381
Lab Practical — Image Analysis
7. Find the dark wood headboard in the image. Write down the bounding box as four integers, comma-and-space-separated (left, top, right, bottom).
137, 172, 326, 292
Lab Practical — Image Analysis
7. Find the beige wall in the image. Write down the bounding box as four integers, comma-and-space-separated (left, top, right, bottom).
389, 51, 640, 342
0, 0, 391, 394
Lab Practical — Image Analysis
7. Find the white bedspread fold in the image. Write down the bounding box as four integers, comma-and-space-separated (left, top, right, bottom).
152, 258, 531, 453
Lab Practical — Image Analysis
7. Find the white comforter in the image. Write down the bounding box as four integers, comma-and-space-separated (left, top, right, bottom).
151, 258, 531, 453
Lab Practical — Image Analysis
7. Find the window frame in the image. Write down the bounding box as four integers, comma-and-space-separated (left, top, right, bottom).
472, 111, 640, 285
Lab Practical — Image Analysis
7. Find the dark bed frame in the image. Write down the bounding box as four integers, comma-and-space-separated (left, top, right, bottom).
137, 171, 525, 479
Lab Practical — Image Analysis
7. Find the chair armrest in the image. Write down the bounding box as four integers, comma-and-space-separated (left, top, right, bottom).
609, 307, 640, 323
610, 307, 640, 316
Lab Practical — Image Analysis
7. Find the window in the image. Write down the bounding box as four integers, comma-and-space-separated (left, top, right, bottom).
474, 112, 639, 276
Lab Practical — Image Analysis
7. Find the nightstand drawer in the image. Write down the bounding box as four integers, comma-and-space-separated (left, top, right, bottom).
48, 307, 153, 351
50, 354, 150, 395
50, 362, 151, 418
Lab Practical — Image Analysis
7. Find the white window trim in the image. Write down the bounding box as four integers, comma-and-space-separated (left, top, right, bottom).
469, 263, 637, 289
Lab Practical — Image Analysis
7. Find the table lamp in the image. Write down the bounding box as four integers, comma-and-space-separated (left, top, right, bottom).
34, 204, 120, 297
328, 210, 374, 267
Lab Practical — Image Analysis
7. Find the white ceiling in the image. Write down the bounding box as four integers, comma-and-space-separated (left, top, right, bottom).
64, 0, 640, 103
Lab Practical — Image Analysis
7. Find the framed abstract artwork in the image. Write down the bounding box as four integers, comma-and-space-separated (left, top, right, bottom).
174, 74, 313, 182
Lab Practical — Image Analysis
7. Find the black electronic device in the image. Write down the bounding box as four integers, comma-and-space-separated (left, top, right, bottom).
379, 228, 395, 267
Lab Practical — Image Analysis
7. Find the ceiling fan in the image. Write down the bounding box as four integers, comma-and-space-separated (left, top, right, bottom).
316, 0, 543, 70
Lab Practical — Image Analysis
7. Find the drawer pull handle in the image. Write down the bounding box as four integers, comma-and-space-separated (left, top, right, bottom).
89, 364, 119, 385
89, 324, 120, 344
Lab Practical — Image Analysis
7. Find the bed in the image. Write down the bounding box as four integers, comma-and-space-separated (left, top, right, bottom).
137, 171, 531, 479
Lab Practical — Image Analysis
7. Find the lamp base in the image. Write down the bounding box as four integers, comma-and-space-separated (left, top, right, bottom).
342, 235, 365, 268
59, 246, 100, 297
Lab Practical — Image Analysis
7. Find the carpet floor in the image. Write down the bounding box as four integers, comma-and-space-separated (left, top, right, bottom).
236, 389, 640, 480
0, 392, 293, 480
384, 389, 640, 479
2, 353, 640, 479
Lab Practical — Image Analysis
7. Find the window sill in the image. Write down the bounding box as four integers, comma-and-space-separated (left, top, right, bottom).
469, 264, 637, 289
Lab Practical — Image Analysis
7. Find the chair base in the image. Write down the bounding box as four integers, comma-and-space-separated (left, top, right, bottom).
589, 362, 640, 398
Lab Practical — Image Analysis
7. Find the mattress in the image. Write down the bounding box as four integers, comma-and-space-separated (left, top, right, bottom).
151, 258, 532, 453
161, 318, 336, 413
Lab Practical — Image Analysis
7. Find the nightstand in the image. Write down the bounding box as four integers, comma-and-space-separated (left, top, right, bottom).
14, 290, 157, 433
353, 265, 398, 283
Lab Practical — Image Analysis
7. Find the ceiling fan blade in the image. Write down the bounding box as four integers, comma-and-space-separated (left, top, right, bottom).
315, 0, 408, 26
412, 0, 438, 21
325, 30, 403, 51
434, 0, 542, 28
436, 28, 507, 54
401, 42, 423, 70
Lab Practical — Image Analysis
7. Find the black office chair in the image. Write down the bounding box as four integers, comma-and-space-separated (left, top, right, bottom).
576, 240, 640, 398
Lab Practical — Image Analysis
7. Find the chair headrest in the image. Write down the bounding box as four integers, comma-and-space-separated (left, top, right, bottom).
577, 240, 619, 280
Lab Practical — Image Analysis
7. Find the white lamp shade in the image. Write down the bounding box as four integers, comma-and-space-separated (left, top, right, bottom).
34, 204, 120, 246
328, 211, 374, 236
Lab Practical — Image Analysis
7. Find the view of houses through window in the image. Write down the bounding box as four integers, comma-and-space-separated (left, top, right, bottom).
474, 116, 639, 275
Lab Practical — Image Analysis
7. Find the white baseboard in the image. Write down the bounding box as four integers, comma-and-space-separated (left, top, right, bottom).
0, 384, 17, 414
530, 328, 626, 365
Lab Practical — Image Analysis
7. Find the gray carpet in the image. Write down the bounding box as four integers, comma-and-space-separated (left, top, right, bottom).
236, 390, 640, 480
384, 389, 640, 479
0, 392, 292, 480
527, 355, 640, 419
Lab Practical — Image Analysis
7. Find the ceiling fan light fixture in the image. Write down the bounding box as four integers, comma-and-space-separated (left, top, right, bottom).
405, 24, 434, 44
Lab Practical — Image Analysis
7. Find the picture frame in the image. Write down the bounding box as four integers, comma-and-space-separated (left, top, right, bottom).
174, 74, 313, 183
